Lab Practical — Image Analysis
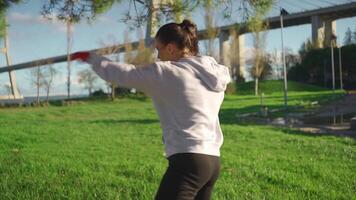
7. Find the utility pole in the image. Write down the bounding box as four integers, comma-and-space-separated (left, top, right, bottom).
280, 8, 289, 110
338, 43, 343, 90
330, 34, 336, 93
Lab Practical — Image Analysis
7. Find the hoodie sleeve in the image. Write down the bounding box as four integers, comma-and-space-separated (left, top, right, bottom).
87, 52, 161, 95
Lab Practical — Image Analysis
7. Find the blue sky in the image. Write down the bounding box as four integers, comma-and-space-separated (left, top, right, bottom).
0, 1, 355, 96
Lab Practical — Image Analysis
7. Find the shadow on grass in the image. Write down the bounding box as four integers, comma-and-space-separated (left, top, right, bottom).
219, 107, 355, 139
121, 95, 150, 102
223, 96, 263, 101
90, 118, 159, 124
287, 93, 344, 103
46, 95, 150, 107
225, 92, 344, 102
219, 105, 283, 124
276, 127, 356, 139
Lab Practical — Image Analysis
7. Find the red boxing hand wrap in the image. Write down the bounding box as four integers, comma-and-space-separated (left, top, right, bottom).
71, 52, 90, 62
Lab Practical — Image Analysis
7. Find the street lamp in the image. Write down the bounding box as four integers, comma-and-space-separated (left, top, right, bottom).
280, 8, 289, 110
337, 40, 343, 90
331, 34, 337, 93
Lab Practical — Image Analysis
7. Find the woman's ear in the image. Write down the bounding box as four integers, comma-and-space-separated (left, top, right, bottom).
167, 43, 181, 55
166, 43, 174, 55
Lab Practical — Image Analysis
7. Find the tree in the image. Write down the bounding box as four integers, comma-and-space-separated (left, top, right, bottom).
77, 69, 98, 96
344, 27, 353, 45
120, 0, 269, 31
288, 44, 356, 89
250, 53, 273, 81
2, 83, 11, 96
0, 0, 22, 10
30, 65, 44, 105
250, 30, 267, 95
0, 0, 22, 38
247, 0, 274, 95
299, 38, 317, 59
284, 47, 299, 71
124, 30, 134, 63
98, 35, 121, 100
203, 0, 219, 58
121, 0, 270, 26
121, 0, 200, 29
41, 0, 116, 100
173, 0, 184, 22
41, 64, 58, 104
132, 29, 155, 65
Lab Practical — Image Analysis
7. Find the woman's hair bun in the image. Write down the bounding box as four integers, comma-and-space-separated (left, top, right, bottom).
179, 19, 197, 33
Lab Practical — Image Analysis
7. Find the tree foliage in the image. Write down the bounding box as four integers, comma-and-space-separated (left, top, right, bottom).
120, 0, 268, 29
344, 27, 353, 45
41, 64, 58, 103
290, 27, 356, 89
41, 0, 117, 100
288, 43, 356, 89
41, 0, 117, 23
343, 27, 356, 45
121, 0, 200, 28
78, 69, 98, 96
30, 66, 45, 105
246, 0, 275, 95
0, 0, 22, 38
250, 54, 273, 80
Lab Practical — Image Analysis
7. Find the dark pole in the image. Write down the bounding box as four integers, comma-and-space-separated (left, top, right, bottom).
338, 43, 343, 89
280, 8, 289, 110
331, 34, 336, 93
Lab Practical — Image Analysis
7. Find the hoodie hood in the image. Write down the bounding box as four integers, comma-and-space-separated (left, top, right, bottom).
175, 56, 231, 92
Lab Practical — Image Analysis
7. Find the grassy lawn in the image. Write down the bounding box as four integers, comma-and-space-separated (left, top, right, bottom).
235, 80, 330, 95
0, 90, 355, 199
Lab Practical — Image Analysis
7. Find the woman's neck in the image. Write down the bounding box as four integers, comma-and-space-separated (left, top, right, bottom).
171, 53, 189, 62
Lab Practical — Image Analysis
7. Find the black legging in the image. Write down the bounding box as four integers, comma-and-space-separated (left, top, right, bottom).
155, 153, 220, 200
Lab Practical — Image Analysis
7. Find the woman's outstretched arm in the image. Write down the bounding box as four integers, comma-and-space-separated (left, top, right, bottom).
72, 51, 162, 95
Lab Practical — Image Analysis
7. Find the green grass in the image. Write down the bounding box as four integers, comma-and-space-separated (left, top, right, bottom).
235, 80, 329, 95
0, 91, 355, 199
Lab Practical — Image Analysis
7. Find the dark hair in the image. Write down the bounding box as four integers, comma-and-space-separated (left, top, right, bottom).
155, 19, 199, 56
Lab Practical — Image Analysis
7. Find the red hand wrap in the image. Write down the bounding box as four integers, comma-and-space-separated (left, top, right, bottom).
71, 52, 90, 62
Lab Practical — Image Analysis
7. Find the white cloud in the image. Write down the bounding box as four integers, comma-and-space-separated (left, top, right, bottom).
10, 12, 47, 24
9, 12, 73, 33
97, 16, 110, 23
96, 16, 117, 25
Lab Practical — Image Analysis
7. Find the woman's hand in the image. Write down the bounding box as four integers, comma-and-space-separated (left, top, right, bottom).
71, 51, 90, 62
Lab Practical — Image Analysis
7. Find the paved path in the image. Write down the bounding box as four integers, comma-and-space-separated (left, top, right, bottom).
314, 92, 356, 117
294, 92, 356, 138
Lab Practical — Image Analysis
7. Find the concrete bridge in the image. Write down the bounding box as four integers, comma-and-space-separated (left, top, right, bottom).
1, 1, 356, 98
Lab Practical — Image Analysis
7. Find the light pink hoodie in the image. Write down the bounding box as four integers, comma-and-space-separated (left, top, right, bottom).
88, 53, 231, 157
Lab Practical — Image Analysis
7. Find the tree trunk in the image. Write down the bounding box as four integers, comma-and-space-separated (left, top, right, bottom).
111, 84, 116, 100
46, 86, 50, 105
255, 77, 259, 96
36, 67, 40, 105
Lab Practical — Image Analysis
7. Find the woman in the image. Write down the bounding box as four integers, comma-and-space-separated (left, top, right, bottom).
72, 19, 230, 200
